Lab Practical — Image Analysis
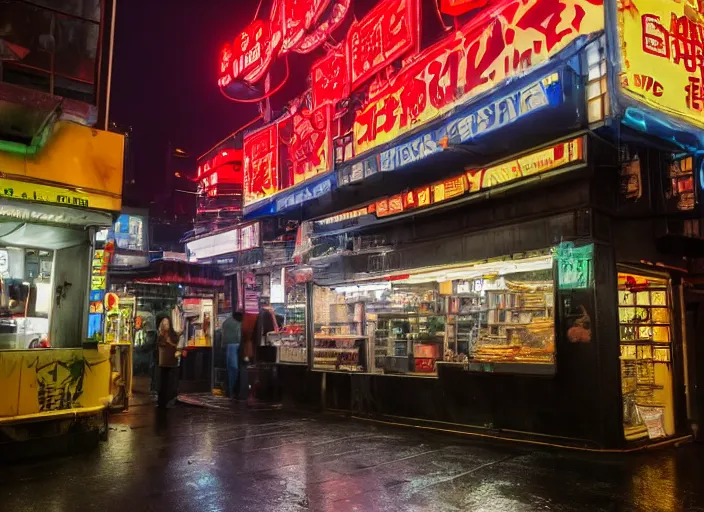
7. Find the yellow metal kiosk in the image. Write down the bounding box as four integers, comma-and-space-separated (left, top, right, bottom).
0, 119, 125, 458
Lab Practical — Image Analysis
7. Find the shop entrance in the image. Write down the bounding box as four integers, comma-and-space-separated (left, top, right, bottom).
618, 272, 675, 441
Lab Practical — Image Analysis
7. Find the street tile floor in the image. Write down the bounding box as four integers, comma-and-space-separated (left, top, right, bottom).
1, 402, 704, 512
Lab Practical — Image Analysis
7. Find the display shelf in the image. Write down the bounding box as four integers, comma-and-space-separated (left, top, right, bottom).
314, 334, 369, 340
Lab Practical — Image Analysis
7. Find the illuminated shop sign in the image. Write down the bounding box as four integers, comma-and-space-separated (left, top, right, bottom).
440, 0, 489, 16
379, 73, 560, 173
353, 0, 604, 156
0, 177, 118, 211
186, 223, 261, 262
375, 136, 585, 218
311, 46, 348, 108
274, 173, 335, 213
616, 0, 704, 129
339, 72, 561, 185
347, 0, 419, 89
243, 104, 333, 207
243, 123, 279, 205
219, 0, 351, 93
218, 20, 277, 88
315, 206, 370, 226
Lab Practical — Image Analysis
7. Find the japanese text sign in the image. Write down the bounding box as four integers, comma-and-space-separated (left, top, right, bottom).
617, 0, 704, 128
286, 104, 333, 184
281, 0, 330, 52
376, 136, 585, 218
219, 20, 277, 89
441, 0, 490, 16
311, 47, 349, 107
347, 0, 419, 90
353, 0, 604, 156
243, 124, 280, 206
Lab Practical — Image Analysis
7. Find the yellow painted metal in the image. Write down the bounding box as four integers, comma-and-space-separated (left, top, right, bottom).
0, 121, 124, 212
0, 347, 111, 420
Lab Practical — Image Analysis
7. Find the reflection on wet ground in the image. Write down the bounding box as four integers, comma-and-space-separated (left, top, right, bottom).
1, 403, 704, 512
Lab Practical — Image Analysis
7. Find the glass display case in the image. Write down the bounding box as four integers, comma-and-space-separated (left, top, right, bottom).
618, 273, 674, 441
267, 269, 308, 365
312, 286, 368, 372
312, 253, 556, 376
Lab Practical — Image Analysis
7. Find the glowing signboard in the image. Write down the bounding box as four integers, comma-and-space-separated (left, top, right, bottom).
440, 0, 490, 16
347, 0, 419, 90
294, 0, 351, 54
218, 20, 278, 89
353, 0, 604, 156
311, 47, 349, 107
244, 103, 333, 208
375, 136, 585, 218
243, 124, 279, 205
286, 104, 333, 184
617, 0, 704, 128
280, 0, 331, 53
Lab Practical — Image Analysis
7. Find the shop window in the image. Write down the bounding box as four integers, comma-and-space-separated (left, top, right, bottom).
618, 273, 675, 441
0, 247, 53, 349
667, 156, 695, 211
313, 253, 556, 376
585, 38, 609, 126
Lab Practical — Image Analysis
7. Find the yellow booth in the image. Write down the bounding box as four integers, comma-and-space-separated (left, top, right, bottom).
0, 119, 125, 456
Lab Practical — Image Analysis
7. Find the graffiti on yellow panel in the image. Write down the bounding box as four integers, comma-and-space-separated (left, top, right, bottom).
0, 349, 110, 418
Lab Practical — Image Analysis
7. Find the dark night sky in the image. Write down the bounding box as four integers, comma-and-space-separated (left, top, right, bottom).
110, 0, 262, 207
109, 0, 440, 210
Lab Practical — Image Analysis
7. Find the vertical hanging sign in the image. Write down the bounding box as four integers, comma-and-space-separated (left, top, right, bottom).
243, 123, 280, 206
347, 0, 419, 90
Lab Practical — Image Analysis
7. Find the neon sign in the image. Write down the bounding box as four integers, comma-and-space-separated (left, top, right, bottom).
243, 103, 333, 207
243, 124, 279, 205
353, 0, 604, 156
617, 0, 704, 129
311, 46, 348, 108
375, 136, 585, 218
280, 0, 330, 53
220, 0, 351, 95
347, 0, 419, 90
440, 0, 490, 16
218, 20, 278, 89
285, 104, 333, 185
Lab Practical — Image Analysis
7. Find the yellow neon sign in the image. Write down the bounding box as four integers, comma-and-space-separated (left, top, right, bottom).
618, 0, 704, 127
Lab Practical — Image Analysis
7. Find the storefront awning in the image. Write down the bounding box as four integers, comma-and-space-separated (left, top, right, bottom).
109, 260, 224, 288
0, 221, 88, 250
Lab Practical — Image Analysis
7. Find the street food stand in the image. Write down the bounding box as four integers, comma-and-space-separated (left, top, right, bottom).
108, 259, 224, 394
0, 116, 125, 446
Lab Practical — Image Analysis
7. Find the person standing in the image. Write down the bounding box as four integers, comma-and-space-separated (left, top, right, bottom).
156, 315, 180, 408
222, 311, 242, 398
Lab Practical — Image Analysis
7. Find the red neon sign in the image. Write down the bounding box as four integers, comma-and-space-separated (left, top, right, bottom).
286, 104, 333, 184
295, 0, 351, 54
219, 20, 279, 88
372, 137, 585, 219
440, 0, 490, 16
243, 124, 280, 205
280, 0, 331, 52
353, 0, 604, 155
311, 47, 349, 108
347, 0, 419, 90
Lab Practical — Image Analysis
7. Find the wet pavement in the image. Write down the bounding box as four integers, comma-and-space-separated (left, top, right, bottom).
2, 402, 704, 512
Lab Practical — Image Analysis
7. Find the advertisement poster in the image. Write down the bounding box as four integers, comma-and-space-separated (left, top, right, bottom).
617, 0, 704, 128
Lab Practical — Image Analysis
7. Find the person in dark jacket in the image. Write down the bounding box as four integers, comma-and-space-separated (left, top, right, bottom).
156, 315, 180, 408
222, 311, 243, 398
